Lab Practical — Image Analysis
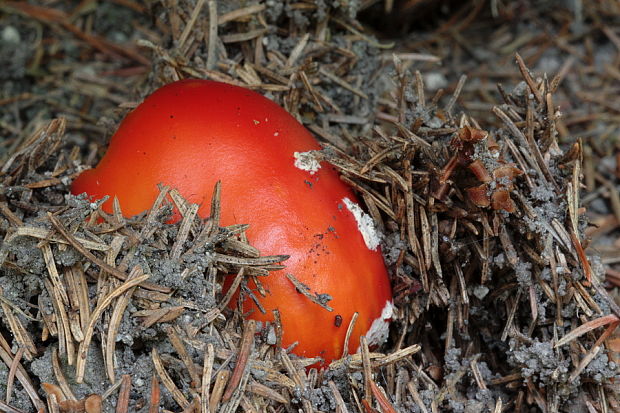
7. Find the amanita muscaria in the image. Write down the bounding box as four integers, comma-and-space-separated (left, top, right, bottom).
71, 79, 393, 364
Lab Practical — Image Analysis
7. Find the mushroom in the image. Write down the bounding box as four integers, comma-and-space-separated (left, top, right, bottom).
71, 79, 393, 364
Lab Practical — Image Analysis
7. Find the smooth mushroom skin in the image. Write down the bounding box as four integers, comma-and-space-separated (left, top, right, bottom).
71, 79, 392, 364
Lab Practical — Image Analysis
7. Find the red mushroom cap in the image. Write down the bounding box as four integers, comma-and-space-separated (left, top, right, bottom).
71, 79, 392, 364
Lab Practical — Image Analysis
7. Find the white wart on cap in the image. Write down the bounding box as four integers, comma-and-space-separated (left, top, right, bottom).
293, 151, 321, 175
343, 197, 382, 251
361, 300, 393, 349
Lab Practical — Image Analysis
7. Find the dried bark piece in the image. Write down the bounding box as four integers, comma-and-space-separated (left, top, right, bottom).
493, 164, 524, 189
458, 125, 488, 143
491, 189, 517, 213
466, 184, 491, 207
468, 160, 493, 183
